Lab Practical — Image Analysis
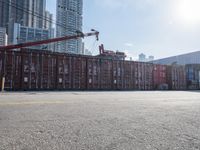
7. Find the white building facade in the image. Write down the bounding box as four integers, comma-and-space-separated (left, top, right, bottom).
56, 0, 83, 54
0, 27, 7, 46
13, 23, 53, 50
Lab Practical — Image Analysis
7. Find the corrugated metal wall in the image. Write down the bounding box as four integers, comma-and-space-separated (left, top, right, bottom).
0, 49, 197, 91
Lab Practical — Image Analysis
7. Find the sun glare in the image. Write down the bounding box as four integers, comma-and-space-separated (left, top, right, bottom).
176, 0, 200, 25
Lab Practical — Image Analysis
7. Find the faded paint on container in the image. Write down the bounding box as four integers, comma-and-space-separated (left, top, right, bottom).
153, 64, 167, 90
99, 59, 112, 90
167, 65, 186, 90
87, 58, 100, 90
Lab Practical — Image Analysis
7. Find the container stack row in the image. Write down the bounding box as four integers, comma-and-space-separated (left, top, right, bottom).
0, 49, 197, 91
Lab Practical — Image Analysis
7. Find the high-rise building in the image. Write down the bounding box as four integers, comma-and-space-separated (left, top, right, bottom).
139, 53, 146, 62
0, 27, 7, 46
56, 0, 83, 54
0, 0, 46, 44
8, 0, 46, 28
44, 10, 53, 30
0, 0, 10, 28
13, 23, 53, 50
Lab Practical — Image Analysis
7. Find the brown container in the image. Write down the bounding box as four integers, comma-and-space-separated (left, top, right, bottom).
56, 54, 74, 90
71, 56, 87, 90
86, 57, 100, 90
99, 58, 113, 90
153, 64, 167, 90
134, 62, 153, 90
166, 65, 186, 90
39, 52, 57, 90
0, 50, 4, 90
3, 51, 22, 90
21, 51, 40, 90
123, 61, 135, 90
112, 60, 124, 90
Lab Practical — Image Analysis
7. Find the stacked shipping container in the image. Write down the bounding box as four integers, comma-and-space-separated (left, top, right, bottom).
0, 49, 198, 91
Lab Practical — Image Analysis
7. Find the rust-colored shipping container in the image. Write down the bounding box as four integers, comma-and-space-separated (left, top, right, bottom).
3, 51, 22, 90
71, 56, 87, 90
21, 51, 40, 90
112, 60, 124, 90
86, 57, 100, 90
123, 61, 135, 90
99, 58, 113, 90
39, 52, 57, 90
153, 64, 167, 90
167, 65, 186, 90
134, 62, 153, 90
56, 54, 72, 90
0, 49, 192, 91
0, 50, 4, 90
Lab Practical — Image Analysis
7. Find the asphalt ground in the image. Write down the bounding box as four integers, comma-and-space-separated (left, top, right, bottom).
0, 91, 200, 150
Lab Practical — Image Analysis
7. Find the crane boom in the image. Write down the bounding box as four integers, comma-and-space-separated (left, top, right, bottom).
0, 30, 99, 51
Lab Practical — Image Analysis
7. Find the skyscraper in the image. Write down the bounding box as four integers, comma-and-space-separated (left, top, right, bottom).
0, 0, 10, 28
56, 0, 83, 54
0, 0, 46, 43
8, 0, 46, 28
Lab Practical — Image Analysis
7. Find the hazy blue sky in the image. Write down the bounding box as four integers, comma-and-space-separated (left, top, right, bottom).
47, 0, 200, 59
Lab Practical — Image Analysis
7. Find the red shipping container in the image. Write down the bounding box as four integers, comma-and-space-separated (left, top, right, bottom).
112, 60, 124, 90
99, 58, 113, 90
153, 64, 167, 90
71, 56, 87, 90
86, 57, 100, 90
0, 50, 4, 90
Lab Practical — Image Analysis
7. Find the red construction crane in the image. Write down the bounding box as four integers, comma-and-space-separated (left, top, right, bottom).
0, 30, 99, 51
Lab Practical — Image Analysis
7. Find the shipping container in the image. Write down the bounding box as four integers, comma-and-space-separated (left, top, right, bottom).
0, 49, 194, 91
39, 52, 57, 90
185, 64, 200, 90
71, 56, 87, 90
0, 50, 4, 90
3, 51, 22, 90
20, 51, 39, 90
99, 58, 113, 90
112, 60, 124, 90
167, 65, 186, 90
123, 61, 135, 90
153, 64, 168, 90
134, 62, 153, 90
56, 54, 72, 90
86, 57, 100, 90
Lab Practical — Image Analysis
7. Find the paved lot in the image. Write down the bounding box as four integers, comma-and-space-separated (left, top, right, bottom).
0, 91, 200, 150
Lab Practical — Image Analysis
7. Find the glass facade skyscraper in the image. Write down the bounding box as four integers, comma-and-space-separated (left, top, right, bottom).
56, 0, 83, 54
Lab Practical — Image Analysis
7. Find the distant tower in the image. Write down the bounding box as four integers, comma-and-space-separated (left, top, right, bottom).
56, 0, 83, 54
139, 53, 146, 62
148, 56, 154, 61
0, 0, 46, 44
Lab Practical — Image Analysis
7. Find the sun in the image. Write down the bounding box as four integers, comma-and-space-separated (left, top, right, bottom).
176, 0, 200, 25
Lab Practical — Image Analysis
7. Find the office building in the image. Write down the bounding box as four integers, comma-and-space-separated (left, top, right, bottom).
44, 11, 53, 30
0, 0, 46, 44
0, 27, 7, 46
13, 23, 52, 50
139, 53, 146, 62
0, 0, 10, 28
56, 0, 83, 54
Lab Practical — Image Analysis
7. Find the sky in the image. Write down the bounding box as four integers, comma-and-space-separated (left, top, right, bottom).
47, 0, 200, 60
